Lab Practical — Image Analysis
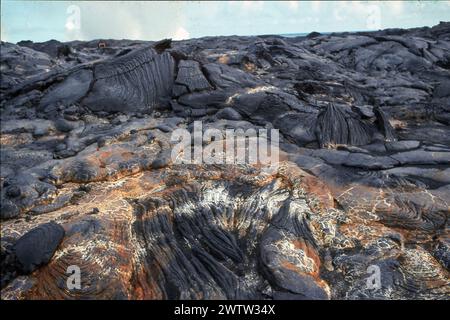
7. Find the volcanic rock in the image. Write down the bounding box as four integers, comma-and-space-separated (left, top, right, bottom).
13, 222, 65, 274
1, 22, 450, 300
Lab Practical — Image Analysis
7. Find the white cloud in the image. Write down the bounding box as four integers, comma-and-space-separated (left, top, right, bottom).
1, 23, 7, 42
242, 1, 264, 9
366, 4, 382, 30
387, 1, 404, 14
173, 27, 190, 40
332, 1, 382, 28
287, 1, 299, 10
63, 2, 188, 41
311, 1, 321, 12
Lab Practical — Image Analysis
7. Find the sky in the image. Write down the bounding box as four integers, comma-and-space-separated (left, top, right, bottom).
1, 1, 450, 43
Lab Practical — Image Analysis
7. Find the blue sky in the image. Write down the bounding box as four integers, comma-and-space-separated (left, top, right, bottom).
1, 1, 450, 43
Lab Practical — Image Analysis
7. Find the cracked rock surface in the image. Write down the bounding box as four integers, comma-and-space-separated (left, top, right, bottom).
1, 23, 449, 299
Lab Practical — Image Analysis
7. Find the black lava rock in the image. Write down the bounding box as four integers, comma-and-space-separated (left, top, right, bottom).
6, 186, 21, 198
0, 200, 20, 220
13, 222, 65, 274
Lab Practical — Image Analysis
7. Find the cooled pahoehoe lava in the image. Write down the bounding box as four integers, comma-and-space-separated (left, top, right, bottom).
1, 22, 449, 300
